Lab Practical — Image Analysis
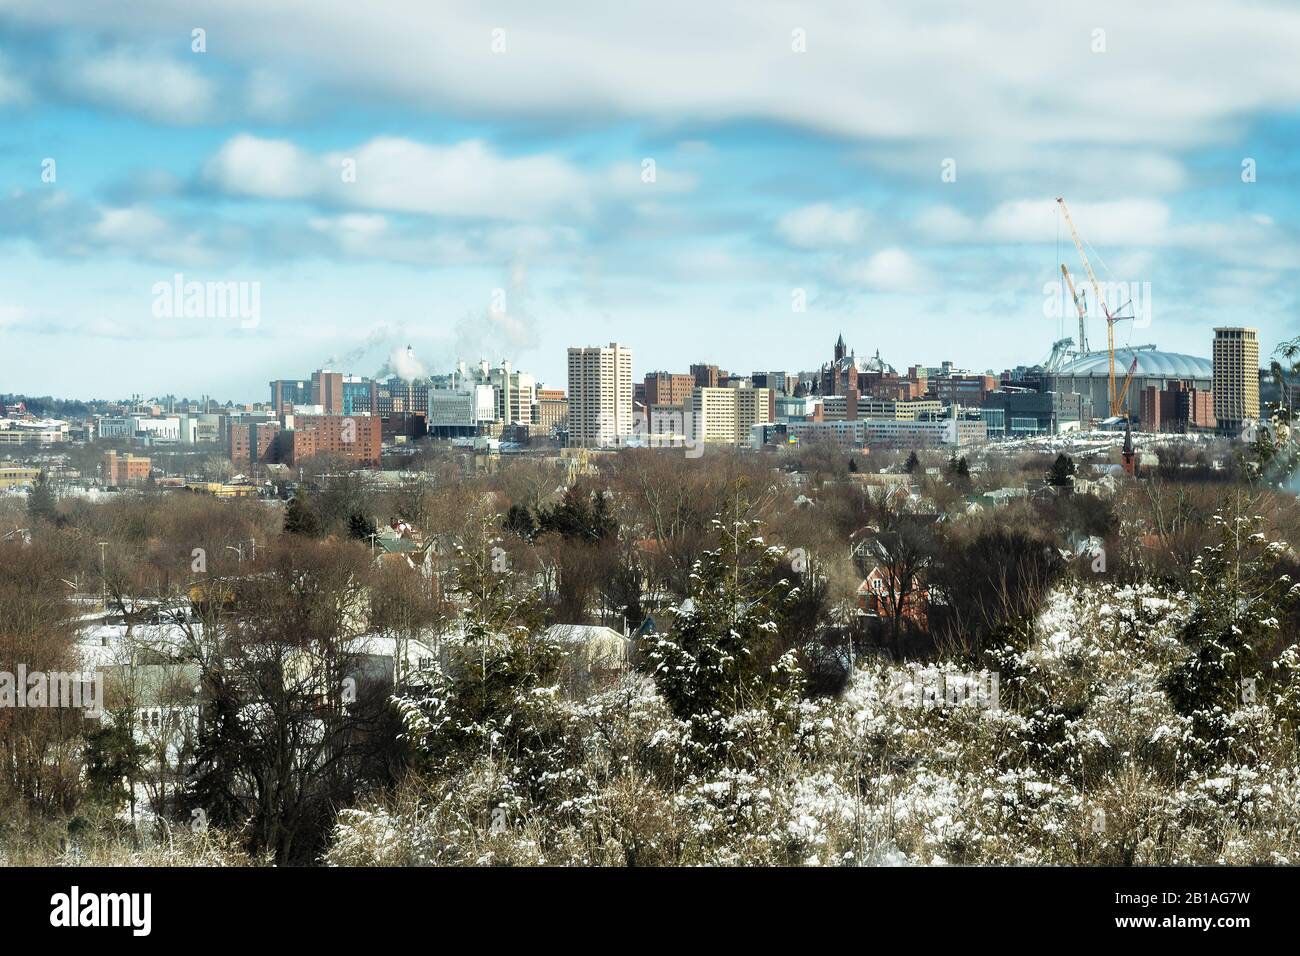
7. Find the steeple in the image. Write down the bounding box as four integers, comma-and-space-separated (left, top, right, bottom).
1121, 419, 1137, 476
834, 332, 847, 363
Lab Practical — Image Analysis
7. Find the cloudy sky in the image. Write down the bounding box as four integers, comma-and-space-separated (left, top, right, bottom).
1, 0, 1298, 401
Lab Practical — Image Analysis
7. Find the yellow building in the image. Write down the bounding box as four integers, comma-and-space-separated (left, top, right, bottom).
0, 465, 41, 489
690, 386, 773, 444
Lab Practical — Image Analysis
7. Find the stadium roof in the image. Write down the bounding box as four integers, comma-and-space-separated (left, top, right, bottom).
1054, 349, 1213, 379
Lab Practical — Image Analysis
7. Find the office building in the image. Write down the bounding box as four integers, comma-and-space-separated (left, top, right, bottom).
1213, 327, 1260, 432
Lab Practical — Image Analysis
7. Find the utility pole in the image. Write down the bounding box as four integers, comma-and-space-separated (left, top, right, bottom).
97, 541, 108, 609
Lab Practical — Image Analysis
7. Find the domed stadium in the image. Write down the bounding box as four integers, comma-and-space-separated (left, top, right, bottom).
1049, 348, 1213, 417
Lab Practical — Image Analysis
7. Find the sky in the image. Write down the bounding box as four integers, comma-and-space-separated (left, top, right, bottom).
1, 0, 1298, 402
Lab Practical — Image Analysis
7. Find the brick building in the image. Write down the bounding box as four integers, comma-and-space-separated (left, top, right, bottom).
1139, 381, 1216, 433
103, 451, 151, 486
643, 372, 695, 407
228, 415, 382, 469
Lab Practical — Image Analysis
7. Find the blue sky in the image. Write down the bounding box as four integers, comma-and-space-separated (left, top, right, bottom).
1, 0, 1298, 401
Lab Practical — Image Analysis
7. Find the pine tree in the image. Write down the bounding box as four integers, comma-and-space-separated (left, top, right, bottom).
283, 486, 322, 537
347, 512, 376, 541
647, 507, 803, 764
1162, 494, 1300, 765
26, 470, 56, 523
1049, 453, 1076, 486
904, 450, 920, 474
84, 721, 147, 808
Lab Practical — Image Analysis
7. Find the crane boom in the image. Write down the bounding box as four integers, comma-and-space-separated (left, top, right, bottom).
1057, 197, 1130, 417
1060, 263, 1089, 354
1116, 355, 1139, 417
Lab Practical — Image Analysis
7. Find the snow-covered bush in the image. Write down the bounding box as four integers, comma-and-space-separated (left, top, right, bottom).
327, 520, 1300, 866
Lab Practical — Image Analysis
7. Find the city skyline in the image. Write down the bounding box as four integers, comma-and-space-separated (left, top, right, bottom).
2, 1, 1299, 399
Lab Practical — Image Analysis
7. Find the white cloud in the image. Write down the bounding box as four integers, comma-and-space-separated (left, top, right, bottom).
985, 198, 1172, 246
63, 50, 216, 123
776, 203, 869, 248
8, 0, 1300, 149
203, 135, 317, 200
205, 135, 605, 223
913, 206, 975, 242
843, 249, 934, 292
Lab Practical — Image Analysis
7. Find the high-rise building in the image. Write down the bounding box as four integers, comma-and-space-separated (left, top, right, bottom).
270, 380, 311, 414
310, 370, 345, 415
644, 372, 695, 407
568, 344, 633, 448
489, 361, 537, 424
1213, 327, 1259, 432
690, 386, 773, 445
342, 376, 375, 416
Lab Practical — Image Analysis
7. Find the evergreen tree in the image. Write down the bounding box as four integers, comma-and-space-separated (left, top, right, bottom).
347, 512, 377, 541
84, 721, 147, 808
26, 470, 56, 523
1048, 453, 1076, 486
1162, 495, 1299, 765
503, 504, 539, 542
396, 518, 559, 784
904, 450, 920, 474
647, 509, 804, 764
283, 486, 323, 537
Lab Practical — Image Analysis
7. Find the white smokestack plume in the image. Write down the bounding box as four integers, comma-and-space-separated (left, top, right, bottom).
388, 344, 425, 382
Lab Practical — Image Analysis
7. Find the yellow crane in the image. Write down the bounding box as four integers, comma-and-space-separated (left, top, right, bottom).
1056, 197, 1133, 417
1116, 354, 1139, 416
1060, 263, 1089, 355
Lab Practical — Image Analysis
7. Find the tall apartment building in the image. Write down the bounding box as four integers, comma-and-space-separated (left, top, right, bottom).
282, 414, 382, 468
690, 386, 773, 445
310, 370, 345, 415
644, 372, 695, 407
229, 421, 282, 468
568, 344, 633, 448
228, 416, 381, 468
1213, 327, 1260, 432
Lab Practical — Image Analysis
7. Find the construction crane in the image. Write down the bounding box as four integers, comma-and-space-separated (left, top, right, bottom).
1115, 354, 1139, 419
1060, 263, 1090, 354
1056, 197, 1133, 417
